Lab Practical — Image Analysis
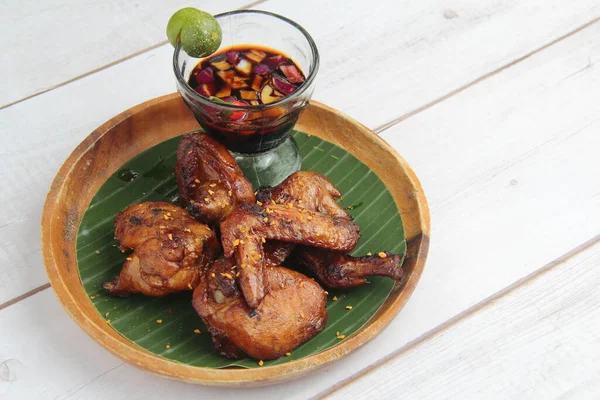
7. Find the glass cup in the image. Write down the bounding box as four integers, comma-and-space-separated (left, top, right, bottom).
173, 10, 319, 187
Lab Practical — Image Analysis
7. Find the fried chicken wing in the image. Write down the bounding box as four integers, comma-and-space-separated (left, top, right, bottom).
258, 172, 404, 288
192, 257, 328, 360
220, 202, 360, 307
103, 202, 220, 296
296, 248, 404, 288
256, 171, 349, 219
176, 132, 255, 226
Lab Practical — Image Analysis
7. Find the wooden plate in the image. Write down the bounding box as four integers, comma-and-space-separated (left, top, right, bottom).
41, 93, 430, 386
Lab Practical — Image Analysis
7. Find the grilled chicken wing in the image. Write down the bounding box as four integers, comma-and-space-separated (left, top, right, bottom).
192, 257, 327, 360
220, 202, 360, 308
176, 132, 255, 226
103, 202, 220, 296
296, 249, 403, 288
258, 172, 404, 288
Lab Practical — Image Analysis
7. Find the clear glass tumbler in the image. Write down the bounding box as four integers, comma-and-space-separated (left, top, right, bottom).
173, 10, 319, 187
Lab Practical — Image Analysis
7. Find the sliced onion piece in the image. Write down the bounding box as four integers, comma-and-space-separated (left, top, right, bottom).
226, 51, 239, 65
196, 68, 214, 84
253, 63, 271, 76
265, 55, 287, 68
279, 64, 304, 83
271, 75, 297, 95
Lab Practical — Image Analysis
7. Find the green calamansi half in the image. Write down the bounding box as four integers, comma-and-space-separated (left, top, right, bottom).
167, 8, 222, 58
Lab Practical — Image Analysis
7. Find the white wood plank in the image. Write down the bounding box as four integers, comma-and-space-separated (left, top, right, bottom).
0, 0, 252, 107
328, 238, 600, 400
2, 8, 600, 400
2, 0, 599, 304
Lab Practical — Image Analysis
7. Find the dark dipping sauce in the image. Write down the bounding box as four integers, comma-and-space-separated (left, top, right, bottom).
187, 45, 307, 154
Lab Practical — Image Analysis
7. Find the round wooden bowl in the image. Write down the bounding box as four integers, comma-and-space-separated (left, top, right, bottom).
41, 93, 430, 386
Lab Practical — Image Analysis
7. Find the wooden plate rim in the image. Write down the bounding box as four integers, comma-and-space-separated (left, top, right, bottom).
41, 94, 430, 386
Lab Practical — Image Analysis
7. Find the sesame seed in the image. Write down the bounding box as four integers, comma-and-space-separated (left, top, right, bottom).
188, 150, 193, 154
209, 183, 216, 187
221, 203, 226, 208
165, 344, 171, 349
278, 199, 285, 204
307, 216, 313, 221
345, 305, 353, 310
333, 296, 338, 301
228, 190, 232, 197
105, 312, 110, 317
208, 190, 215, 195
336, 331, 340, 336
211, 273, 216, 278
378, 252, 387, 258
95, 250, 100, 254
160, 225, 166, 229
233, 239, 240, 246
263, 217, 269, 223
270, 221, 275, 226
271, 200, 276, 205
167, 212, 172, 217
106, 319, 111, 324
221, 273, 233, 279
337, 335, 345, 340
204, 198, 210, 203
194, 329, 201, 334
285, 352, 291, 356
367, 252, 372, 256
156, 319, 163, 324
256, 201, 263, 206
299, 282, 304, 288
261, 237, 266, 243
194, 179, 200, 183
241, 263, 246, 269
190, 184, 196, 188
90, 295, 96, 300
236, 271, 240, 277
163, 215, 169, 220
300, 312, 305, 318
195, 238, 201, 244
240, 239, 244, 244
258, 360, 264, 366
168, 233, 173, 240
126, 257, 133, 261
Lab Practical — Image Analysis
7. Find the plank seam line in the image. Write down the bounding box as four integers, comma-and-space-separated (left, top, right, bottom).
313, 233, 600, 399
0, 283, 51, 311
0, 0, 268, 111
373, 14, 600, 134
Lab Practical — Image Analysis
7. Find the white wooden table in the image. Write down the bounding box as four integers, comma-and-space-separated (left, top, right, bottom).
2, 1, 600, 398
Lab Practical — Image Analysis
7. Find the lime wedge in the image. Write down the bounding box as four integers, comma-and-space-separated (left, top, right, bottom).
167, 8, 222, 58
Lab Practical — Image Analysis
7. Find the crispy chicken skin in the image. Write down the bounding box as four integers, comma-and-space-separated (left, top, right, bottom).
296, 249, 404, 288
258, 172, 404, 288
263, 241, 295, 268
175, 132, 255, 226
192, 257, 328, 360
220, 202, 360, 307
103, 202, 220, 296
256, 171, 349, 219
